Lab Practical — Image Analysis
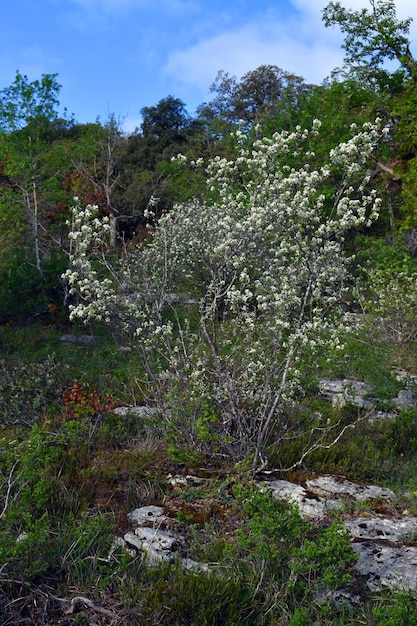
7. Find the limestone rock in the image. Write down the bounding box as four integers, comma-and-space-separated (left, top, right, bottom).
345, 516, 417, 542
120, 504, 208, 571
319, 372, 417, 413
113, 405, 158, 418
59, 334, 95, 345
128, 505, 166, 526
393, 389, 417, 409
352, 541, 417, 591
264, 479, 341, 518
116, 478, 417, 591
167, 474, 208, 488
318, 378, 375, 409
263, 476, 417, 591
393, 368, 417, 387
306, 476, 395, 502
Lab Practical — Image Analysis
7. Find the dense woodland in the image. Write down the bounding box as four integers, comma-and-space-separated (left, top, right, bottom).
0, 1, 416, 321
3, 1, 417, 624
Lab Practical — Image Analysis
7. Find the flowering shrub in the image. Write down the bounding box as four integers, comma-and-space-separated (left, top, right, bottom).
62, 199, 115, 321
64, 121, 381, 469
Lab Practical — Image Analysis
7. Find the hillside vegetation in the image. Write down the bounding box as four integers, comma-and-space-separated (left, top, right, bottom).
2, 1, 417, 623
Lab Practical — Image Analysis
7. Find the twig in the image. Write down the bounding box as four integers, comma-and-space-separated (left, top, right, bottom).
0, 461, 19, 518
258, 408, 373, 474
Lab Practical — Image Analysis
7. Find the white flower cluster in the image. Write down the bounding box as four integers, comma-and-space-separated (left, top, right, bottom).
63, 121, 382, 465
62, 200, 115, 322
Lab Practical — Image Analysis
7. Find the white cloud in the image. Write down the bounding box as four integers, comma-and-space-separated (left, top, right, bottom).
164, 0, 417, 98
293, 0, 417, 39
163, 18, 344, 93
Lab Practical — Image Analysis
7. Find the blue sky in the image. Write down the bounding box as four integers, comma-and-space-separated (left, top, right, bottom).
2, 0, 416, 133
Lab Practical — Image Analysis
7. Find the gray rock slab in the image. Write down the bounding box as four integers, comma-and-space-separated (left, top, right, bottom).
123, 527, 209, 571
318, 379, 375, 409
393, 389, 417, 408
124, 532, 173, 565
345, 516, 417, 542
167, 474, 207, 488
128, 505, 166, 526
264, 479, 340, 518
352, 541, 417, 591
306, 476, 396, 502
133, 526, 179, 551
113, 405, 158, 418
59, 334, 96, 345
182, 557, 210, 572
393, 368, 417, 387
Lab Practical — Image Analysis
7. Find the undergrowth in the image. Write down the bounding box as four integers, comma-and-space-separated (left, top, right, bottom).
2, 320, 417, 624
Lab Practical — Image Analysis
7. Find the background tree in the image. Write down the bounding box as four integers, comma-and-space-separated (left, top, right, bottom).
323, 0, 416, 243
116, 97, 203, 225
65, 115, 126, 247
198, 65, 312, 135
0, 72, 63, 132
322, 0, 416, 84
0, 72, 73, 317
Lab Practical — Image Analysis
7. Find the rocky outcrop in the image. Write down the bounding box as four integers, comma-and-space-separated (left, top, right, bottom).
263, 479, 341, 518
263, 476, 395, 520
343, 516, 417, 590
319, 379, 376, 410
345, 515, 417, 542
306, 475, 396, 502
110, 389, 417, 593
265, 475, 417, 591
109, 472, 417, 593
319, 369, 417, 415
113, 504, 208, 571
59, 333, 96, 345
352, 541, 417, 591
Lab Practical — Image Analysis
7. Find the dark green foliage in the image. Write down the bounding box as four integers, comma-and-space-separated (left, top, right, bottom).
386, 410, 417, 457
0, 248, 67, 321
233, 485, 357, 597
353, 234, 417, 274
0, 355, 65, 428
0, 251, 46, 320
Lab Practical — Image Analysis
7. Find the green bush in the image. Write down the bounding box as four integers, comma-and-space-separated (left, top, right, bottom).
233, 484, 357, 601
0, 355, 65, 428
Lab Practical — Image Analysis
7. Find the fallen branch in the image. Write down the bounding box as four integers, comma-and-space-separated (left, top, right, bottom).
65, 595, 118, 619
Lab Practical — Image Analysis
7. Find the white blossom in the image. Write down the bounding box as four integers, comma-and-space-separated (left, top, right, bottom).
63, 121, 382, 467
